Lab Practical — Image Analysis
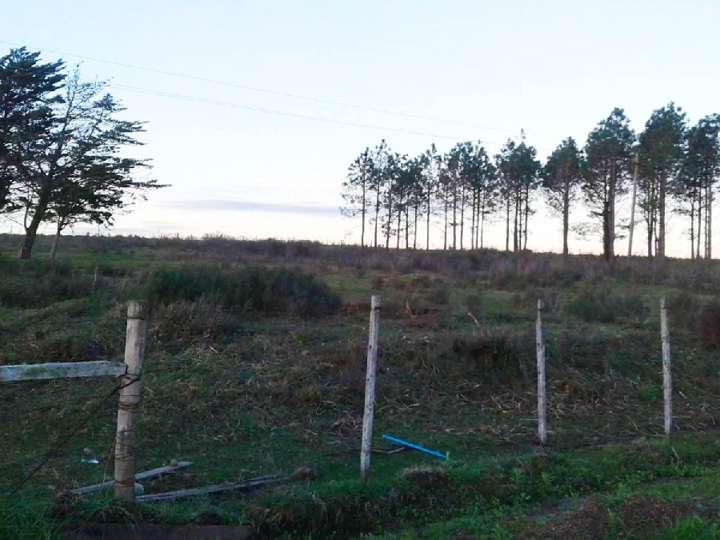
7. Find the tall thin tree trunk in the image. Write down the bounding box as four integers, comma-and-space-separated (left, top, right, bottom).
658, 173, 666, 259
443, 194, 448, 250
562, 188, 570, 256
513, 195, 519, 252
697, 189, 703, 259
628, 152, 638, 257
49, 221, 62, 264
452, 188, 457, 250
690, 198, 695, 259
480, 191, 486, 249
505, 197, 510, 252
426, 193, 431, 250
523, 189, 530, 251
373, 191, 380, 249
360, 183, 367, 247
706, 183, 713, 259
459, 187, 465, 250
413, 204, 418, 250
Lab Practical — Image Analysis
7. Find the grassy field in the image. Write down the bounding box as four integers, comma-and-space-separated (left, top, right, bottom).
3, 233, 720, 539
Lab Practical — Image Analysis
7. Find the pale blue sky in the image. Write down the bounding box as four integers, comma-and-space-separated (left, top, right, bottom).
2, 0, 719, 255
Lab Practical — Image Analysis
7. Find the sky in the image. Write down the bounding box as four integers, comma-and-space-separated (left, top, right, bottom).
2, 0, 719, 257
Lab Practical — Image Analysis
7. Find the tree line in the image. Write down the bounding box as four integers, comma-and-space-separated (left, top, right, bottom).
342, 106, 720, 260
0, 48, 163, 260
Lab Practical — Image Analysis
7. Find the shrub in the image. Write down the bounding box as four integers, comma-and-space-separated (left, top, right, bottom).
0, 273, 92, 308
144, 265, 341, 318
151, 299, 240, 350
698, 301, 720, 348
426, 283, 450, 305
566, 287, 648, 324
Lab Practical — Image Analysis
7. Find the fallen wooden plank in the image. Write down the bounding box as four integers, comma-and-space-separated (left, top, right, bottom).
70, 461, 193, 497
136, 475, 287, 503
0, 361, 126, 383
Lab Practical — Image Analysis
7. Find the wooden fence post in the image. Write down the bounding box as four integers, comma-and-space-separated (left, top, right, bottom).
660, 297, 672, 437
360, 295, 381, 482
536, 299, 547, 445
114, 301, 148, 501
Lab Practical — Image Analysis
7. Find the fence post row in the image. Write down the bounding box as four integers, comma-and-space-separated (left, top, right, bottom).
536, 299, 547, 445
660, 297, 672, 437
360, 295, 381, 482
114, 301, 149, 501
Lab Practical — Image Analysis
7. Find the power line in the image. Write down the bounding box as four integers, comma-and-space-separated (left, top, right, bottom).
112, 82, 471, 142
0, 39, 539, 137
112, 82, 558, 152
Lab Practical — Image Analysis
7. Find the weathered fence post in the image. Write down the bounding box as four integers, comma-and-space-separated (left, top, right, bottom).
360, 295, 381, 482
536, 299, 547, 445
660, 297, 672, 437
114, 301, 148, 501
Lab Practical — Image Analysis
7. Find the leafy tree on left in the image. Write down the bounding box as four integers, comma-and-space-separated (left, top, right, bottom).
0, 48, 162, 259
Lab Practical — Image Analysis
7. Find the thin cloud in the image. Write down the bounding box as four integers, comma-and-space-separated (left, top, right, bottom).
159, 199, 341, 217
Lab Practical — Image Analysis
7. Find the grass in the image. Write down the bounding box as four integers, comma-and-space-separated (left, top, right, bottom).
4, 234, 720, 537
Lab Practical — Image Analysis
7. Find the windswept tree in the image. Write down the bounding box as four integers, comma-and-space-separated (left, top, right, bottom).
582, 108, 635, 261
341, 147, 374, 247
542, 137, 583, 256
0, 48, 160, 259
676, 115, 720, 259
0, 48, 64, 217
497, 136, 541, 252
637, 103, 687, 258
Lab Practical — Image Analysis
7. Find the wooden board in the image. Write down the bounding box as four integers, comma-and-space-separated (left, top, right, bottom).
0, 361, 127, 383
70, 461, 193, 496
136, 475, 287, 502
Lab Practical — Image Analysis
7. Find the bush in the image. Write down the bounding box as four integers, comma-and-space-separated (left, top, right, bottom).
566, 287, 648, 324
144, 265, 341, 318
0, 273, 92, 308
151, 300, 240, 350
698, 301, 720, 348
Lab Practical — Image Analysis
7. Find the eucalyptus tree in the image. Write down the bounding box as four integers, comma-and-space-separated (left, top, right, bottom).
341, 147, 375, 247
542, 137, 583, 256
637, 103, 687, 258
582, 108, 635, 261
677, 115, 720, 259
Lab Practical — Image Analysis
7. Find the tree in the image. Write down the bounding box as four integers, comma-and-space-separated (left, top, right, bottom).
582, 108, 635, 261
676, 115, 720, 259
0, 48, 64, 216
542, 137, 582, 256
0, 49, 159, 259
637, 103, 687, 258
420, 144, 441, 250
496, 136, 541, 252
465, 142, 496, 250
341, 147, 373, 247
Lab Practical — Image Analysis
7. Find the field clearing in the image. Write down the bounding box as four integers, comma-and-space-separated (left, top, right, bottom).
3, 234, 720, 538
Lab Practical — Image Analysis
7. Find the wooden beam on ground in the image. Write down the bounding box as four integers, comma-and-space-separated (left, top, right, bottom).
70, 461, 193, 497
136, 475, 288, 503
0, 361, 127, 383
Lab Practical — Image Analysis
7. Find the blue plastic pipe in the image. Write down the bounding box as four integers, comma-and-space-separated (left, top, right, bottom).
382, 434, 448, 460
